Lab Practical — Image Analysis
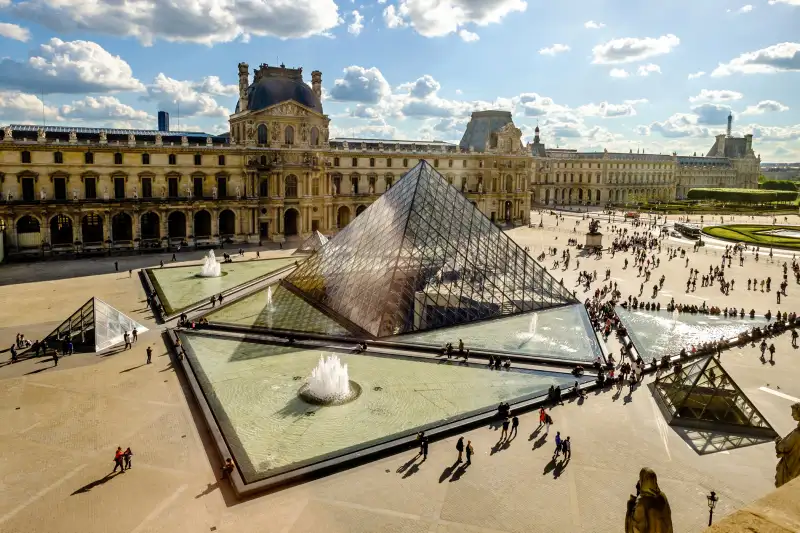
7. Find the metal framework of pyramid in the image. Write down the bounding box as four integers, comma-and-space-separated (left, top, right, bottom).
293, 230, 329, 254
43, 297, 148, 352
283, 160, 577, 338
653, 356, 778, 439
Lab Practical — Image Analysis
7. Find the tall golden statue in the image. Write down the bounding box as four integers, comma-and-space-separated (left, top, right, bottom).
775, 403, 800, 488
625, 468, 673, 533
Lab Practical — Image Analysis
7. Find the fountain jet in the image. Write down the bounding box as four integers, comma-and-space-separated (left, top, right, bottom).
198, 250, 222, 277
298, 354, 361, 406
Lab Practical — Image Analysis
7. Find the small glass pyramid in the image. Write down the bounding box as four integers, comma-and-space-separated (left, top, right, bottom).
284, 161, 577, 337
653, 356, 778, 439
294, 230, 329, 254
43, 297, 148, 352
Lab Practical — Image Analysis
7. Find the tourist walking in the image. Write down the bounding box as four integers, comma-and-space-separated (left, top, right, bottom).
465, 440, 474, 465
132, 327, 138, 343
456, 436, 464, 462
123, 447, 133, 469
146, 346, 152, 364
113, 447, 125, 473
562, 436, 571, 460
553, 431, 562, 459
500, 416, 510, 440
114, 261, 119, 272
124, 331, 131, 350
511, 415, 519, 438
544, 410, 553, 435
418, 432, 428, 460
769, 343, 776, 363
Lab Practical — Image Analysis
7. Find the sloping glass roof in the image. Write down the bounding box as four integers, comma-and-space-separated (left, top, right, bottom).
42, 297, 148, 352
284, 160, 577, 338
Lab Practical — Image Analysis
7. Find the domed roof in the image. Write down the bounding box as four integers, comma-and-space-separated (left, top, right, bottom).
239, 64, 323, 114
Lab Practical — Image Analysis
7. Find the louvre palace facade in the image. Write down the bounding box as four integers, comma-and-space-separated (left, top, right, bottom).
0, 62, 759, 257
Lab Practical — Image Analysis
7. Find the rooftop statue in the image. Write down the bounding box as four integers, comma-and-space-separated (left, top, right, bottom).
625, 468, 673, 533
775, 403, 800, 488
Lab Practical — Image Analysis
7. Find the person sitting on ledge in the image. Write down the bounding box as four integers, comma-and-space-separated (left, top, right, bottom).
503, 358, 511, 370
487, 354, 495, 367
597, 370, 606, 387
220, 458, 235, 480
593, 356, 603, 369
572, 365, 585, 377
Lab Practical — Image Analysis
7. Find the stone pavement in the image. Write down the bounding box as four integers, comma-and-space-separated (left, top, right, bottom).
0, 213, 798, 533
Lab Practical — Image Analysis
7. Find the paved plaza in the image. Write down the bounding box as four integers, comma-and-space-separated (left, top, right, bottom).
1, 211, 799, 533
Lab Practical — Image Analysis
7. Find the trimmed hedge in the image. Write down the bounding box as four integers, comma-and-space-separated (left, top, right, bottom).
760, 180, 799, 192
687, 188, 797, 203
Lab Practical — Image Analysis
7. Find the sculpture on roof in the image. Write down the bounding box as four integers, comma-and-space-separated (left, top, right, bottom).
3, 125, 12, 141
155, 132, 163, 146
37, 128, 46, 142
99, 130, 107, 143
69, 130, 77, 143
624, 468, 673, 533
181, 136, 188, 147
128, 133, 136, 145
40, 188, 46, 200
775, 403, 800, 488
206, 136, 212, 146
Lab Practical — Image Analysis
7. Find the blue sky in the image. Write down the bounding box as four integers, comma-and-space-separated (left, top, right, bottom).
0, 0, 798, 161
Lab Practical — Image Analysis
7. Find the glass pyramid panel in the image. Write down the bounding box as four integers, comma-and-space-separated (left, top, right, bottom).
147, 257, 299, 315
653, 356, 777, 438
616, 307, 762, 361
205, 284, 351, 336
396, 304, 602, 363
181, 332, 590, 483
42, 297, 147, 352
285, 161, 577, 337
293, 230, 329, 254
94, 298, 148, 351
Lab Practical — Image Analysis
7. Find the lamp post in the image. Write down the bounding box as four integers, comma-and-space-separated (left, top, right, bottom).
707, 490, 719, 526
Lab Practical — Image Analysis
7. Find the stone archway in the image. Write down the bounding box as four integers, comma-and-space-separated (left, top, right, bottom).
81, 213, 104, 244
194, 210, 211, 237
140, 212, 160, 240
50, 214, 73, 246
219, 209, 235, 236
337, 206, 351, 228
111, 212, 133, 242
16, 215, 41, 248
284, 208, 300, 236
168, 211, 187, 239
355, 205, 367, 217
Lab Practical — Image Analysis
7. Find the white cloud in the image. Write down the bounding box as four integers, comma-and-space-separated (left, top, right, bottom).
539, 43, 570, 56
0, 22, 31, 42
191, 76, 238, 97
712, 42, 800, 76
329, 65, 392, 104
592, 34, 680, 64
348, 10, 364, 35
768, 0, 800, 5
455, 89, 462, 95
609, 68, 630, 78
688, 71, 705, 79
143, 73, 232, 118
0, 90, 61, 123
60, 96, 153, 124
0, 0, 11, 7
8, 0, 341, 46
380, 0, 526, 39
584, 20, 605, 29
637, 63, 661, 76
738, 4, 754, 13
692, 103, 732, 125
458, 29, 479, 42
688, 89, 744, 103
577, 101, 642, 118
646, 113, 713, 138
398, 74, 441, 98
0, 38, 144, 94
741, 100, 790, 115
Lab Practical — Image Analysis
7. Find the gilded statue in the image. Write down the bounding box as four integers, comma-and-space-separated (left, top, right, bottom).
625, 468, 673, 533
775, 403, 800, 488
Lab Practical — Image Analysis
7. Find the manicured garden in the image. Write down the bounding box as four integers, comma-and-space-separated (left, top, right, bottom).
702, 224, 800, 250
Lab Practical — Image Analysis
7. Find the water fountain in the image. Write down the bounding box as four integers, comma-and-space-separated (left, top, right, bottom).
266, 286, 275, 311
515, 312, 539, 348
672, 308, 680, 327
298, 354, 361, 406
198, 250, 222, 278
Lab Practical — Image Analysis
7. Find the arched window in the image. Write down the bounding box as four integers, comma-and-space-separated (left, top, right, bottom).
310, 127, 319, 146
284, 125, 294, 145
257, 124, 268, 145
285, 175, 298, 198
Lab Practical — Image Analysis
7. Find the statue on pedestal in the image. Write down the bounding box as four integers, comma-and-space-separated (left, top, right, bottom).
128, 133, 136, 146
3, 125, 13, 141
235, 185, 241, 199
212, 186, 218, 199
99, 131, 107, 144
37, 129, 46, 143
73, 189, 78, 200
775, 403, 800, 488
625, 468, 672, 533
181, 136, 188, 147
133, 186, 138, 199
155, 133, 163, 146
68, 130, 77, 143
103, 187, 109, 201
40, 188, 46, 200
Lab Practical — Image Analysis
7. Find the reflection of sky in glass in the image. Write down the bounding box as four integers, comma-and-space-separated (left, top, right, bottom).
184, 333, 588, 483
617, 307, 764, 361
397, 304, 600, 363
149, 257, 297, 313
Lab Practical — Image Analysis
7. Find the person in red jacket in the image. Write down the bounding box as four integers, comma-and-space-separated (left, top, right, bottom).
113, 447, 125, 473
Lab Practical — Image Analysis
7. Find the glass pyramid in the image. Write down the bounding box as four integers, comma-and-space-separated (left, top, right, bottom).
293, 230, 329, 254
653, 356, 778, 439
284, 161, 577, 338
43, 297, 148, 352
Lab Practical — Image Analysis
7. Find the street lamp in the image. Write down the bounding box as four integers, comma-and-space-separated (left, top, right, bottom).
707, 491, 719, 526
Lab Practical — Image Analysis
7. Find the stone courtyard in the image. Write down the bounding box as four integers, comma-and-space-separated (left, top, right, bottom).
0, 210, 799, 533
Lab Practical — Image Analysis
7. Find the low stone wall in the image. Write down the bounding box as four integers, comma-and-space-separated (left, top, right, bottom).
704, 476, 800, 532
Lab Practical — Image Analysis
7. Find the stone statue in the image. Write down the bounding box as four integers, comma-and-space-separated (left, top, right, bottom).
235, 185, 241, 199
73, 189, 78, 200
37, 129, 46, 142
68, 130, 77, 143
133, 186, 138, 199
161, 185, 166, 198
300, 122, 308, 142
155, 132, 163, 146
775, 403, 800, 488
369, 183, 374, 195
477, 181, 484, 194
589, 219, 601, 234
128, 133, 136, 145
212, 186, 217, 199
625, 468, 672, 533
7, 191, 13, 201
271, 122, 280, 141
246, 120, 255, 140
206, 136, 212, 146
103, 187, 109, 201
186, 186, 192, 199
99, 130, 107, 143
181, 136, 188, 147
3, 125, 12, 141
40, 188, 46, 200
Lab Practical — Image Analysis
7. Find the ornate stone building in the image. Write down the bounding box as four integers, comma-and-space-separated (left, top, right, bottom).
0, 62, 758, 258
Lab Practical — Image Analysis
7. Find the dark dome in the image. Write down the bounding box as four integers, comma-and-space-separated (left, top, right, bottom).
241, 76, 323, 114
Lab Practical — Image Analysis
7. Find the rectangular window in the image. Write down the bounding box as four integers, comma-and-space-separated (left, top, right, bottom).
168, 154, 176, 165
334, 157, 340, 166
114, 153, 123, 165
311, 220, 320, 232
21, 151, 31, 163
448, 159, 453, 167
85, 152, 94, 164
114, 177, 125, 199
403, 158, 408, 167
54, 152, 63, 164
218, 155, 225, 166
194, 154, 202, 165
369, 158, 375, 167
312, 178, 320, 196
351, 157, 357, 167
194, 177, 203, 198
54, 177, 67, 200
142, 153, 150, 165
85, 177, 97, 199
168, 177, 179, 198
434, 159, 439, 167
386, 158, 392, 167
218, 177, 227, 198
462, 160, 466, 168
142, 178, 152, 198
21, 177, 35, 201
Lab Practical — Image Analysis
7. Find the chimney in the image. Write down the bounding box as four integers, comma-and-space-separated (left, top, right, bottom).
744, 133, 753, 153
238, 62, 250, 112
311, 70, 322, 100
716, 133, 726, 157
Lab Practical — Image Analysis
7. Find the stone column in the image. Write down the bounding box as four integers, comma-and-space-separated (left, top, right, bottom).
104, 213, 111, 242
